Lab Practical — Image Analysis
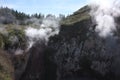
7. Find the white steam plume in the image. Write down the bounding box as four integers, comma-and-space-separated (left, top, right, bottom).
89, 0, 120, 37
25, 16, 60, 49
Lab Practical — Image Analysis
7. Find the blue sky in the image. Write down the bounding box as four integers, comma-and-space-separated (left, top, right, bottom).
0, 0, 88, 16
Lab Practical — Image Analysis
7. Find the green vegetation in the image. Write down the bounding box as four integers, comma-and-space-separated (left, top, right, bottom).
62, 6, 91, 25
0, 24, 26, 50
0, 7, 44, 25
0, 24, 27, 80
12, 10, 30, 21
6, 28, 26, 50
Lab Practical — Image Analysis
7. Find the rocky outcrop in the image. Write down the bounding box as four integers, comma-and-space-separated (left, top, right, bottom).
18, 6, 120, 80
47, 16, 120, 80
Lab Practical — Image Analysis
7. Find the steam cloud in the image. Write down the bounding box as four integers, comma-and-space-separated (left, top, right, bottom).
25, 16, 60, 49
89, 0, 120, 37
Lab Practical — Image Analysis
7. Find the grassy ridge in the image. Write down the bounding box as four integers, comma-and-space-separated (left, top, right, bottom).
62, 6, 90, 25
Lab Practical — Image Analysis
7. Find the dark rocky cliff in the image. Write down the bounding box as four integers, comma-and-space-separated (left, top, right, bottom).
47, 6, 120, 80
12, 6, 120, 80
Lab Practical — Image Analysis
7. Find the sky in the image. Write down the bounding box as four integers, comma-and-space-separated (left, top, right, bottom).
0, 0, 88, 16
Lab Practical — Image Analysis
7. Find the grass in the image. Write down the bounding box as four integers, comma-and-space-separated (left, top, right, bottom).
62, 6, 91, 25
0, 24, 27, 50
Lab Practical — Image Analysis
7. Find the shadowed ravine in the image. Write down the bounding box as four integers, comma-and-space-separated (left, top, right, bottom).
19, 41, 57, 80
20, 42, 46, 80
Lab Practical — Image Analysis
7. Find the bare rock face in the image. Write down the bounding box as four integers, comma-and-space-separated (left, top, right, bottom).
47, 16, 120, 80
0, 49, 14, 80
19, 42, 46, 80
19, 41, 57, 80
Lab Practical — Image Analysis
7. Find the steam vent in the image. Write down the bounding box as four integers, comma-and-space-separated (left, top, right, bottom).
0, 0, 120, 80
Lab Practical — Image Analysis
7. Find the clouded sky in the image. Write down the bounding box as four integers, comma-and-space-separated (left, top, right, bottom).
0, 0, 88, 16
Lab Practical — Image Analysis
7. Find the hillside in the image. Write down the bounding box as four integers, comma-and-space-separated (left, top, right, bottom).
62, 6, 91, 25
0, 5, 120, 80
47, 6, 120, 80
0, 49, 14, 80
